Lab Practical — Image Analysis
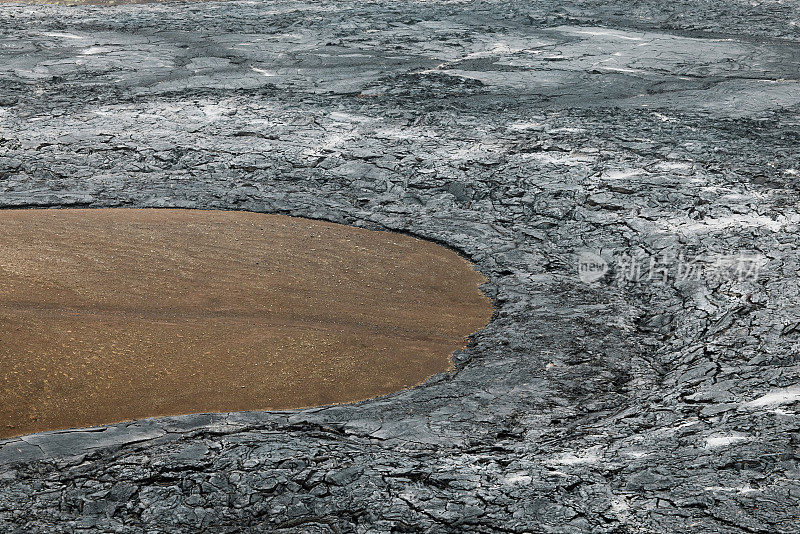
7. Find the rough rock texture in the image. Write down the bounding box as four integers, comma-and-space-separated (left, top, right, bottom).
1, 0, 799, 532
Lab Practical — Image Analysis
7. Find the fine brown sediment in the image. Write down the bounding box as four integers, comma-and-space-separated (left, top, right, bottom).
0, 208, 492, 439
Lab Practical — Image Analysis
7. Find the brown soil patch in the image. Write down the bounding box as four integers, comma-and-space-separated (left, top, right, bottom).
0, 208, 492, 439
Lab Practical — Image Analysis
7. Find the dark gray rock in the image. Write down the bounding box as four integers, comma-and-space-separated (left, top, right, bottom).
0, 0, 799, 532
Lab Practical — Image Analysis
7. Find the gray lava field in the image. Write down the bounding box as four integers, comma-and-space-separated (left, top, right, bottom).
1, 0, 800, 532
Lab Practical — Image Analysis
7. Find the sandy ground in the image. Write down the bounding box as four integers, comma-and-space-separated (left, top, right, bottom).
0, 208, 492, 439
